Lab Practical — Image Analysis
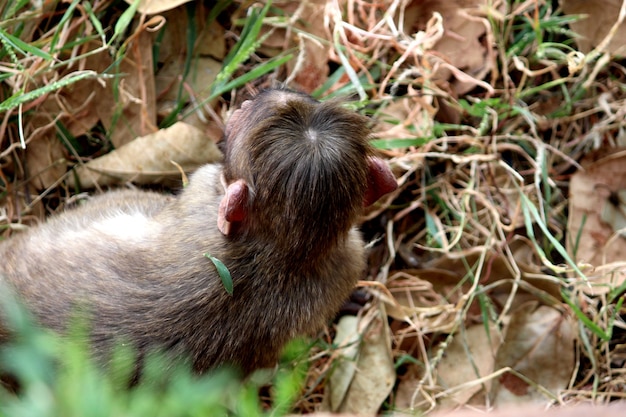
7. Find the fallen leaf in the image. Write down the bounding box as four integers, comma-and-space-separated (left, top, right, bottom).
256, 0, 330, 93
95, 30, 158, 147
432, 404, 626, 417
325, 303, 396, 415
123, 0, 193, 15
68, 122, 222, 188
600, 189, 626, 233
373, 97, 436, 142
431, 7, 493, 95
436, 323, 501, 408
561, 0, 626, 55
567, 149, 626, 293
490, 302, 576, 407
388, 247, 561, 323
22, 42, 109, 191
24, 131, 67, 191
155, 56, 222, 105
384, 270, 458, 333
288, 0, 331, 93
154, 7, 225, 121
403, 0, 494, 95
327, 315, 360, 411
393, 365, 426, 412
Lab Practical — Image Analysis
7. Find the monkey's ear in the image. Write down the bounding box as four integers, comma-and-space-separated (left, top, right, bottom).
363, 157, 397, 207
218, 180, 249, 236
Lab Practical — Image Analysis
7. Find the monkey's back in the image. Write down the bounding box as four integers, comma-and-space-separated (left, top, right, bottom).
0, 164, 366, 374
0, 189, 172, 332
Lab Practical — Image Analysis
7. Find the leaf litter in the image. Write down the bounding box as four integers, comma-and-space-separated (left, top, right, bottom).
2, 0, 626, 414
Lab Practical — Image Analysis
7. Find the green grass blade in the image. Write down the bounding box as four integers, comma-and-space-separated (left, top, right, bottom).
370, 137, 429, 150
333, 31, 366, 100
212, 53, 292, 96
0, 70, 98, 112
83, 1, 106, 45
49, 0, 81, 53
519, 191, 587, 280
112, 0, 141, 43
211, 1, 272, 93
561, 289, 610, 341
177, 53, 293, 124
0, 27, 53, 60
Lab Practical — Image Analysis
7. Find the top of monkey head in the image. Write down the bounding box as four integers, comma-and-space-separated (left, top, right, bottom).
221, 89, 377, 251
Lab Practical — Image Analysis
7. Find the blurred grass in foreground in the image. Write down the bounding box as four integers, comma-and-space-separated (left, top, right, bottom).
0, 295, 309, 417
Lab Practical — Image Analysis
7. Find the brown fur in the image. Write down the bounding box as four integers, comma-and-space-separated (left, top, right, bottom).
0, 88, 395, 375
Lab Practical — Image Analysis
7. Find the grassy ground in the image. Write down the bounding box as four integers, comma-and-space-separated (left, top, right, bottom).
1, 0, 626, 415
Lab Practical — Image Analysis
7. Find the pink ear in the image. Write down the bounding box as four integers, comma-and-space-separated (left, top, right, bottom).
363, 157, 397, 207
218, 180, 249, 236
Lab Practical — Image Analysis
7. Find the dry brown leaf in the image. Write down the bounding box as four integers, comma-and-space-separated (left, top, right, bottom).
432, 404, 626, 417
436, 323, 501, 408
490, 302, 576, 407
155, 56, 222, 105
561, 0, 626, 55
195, 19, 226, 60
15, 31, 158, 193
154, 7, 225, 121
24, 110, 69, 191
431, 8, 492, 95
327, 315, 360, 411
24, 132, 67, 191
95, 30, 157, 147
123, 0, 193, 15
393, 364, 426, 412
391, 323, 500, 413
383, 245, 563, 338
68, 122, 222, 188
567, 149, 626, 293
22, 43, 108, 191
403, 0, 493, 95
324, 303, 396, 415
53, 78, 102, 138
156, 6, 226, 63
256, 0, 330, 93
384, 270, 457, 333
287, 0, 331, 93
373, 97, 436, 141
418, 249, 560, 308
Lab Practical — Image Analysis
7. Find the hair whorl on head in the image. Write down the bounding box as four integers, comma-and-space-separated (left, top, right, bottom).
226, 90, 372, 249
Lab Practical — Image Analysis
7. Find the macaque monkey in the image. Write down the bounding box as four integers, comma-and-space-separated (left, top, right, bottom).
0, 88, 397, 375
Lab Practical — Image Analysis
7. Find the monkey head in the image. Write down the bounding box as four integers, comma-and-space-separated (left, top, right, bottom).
217, 89, 397, 249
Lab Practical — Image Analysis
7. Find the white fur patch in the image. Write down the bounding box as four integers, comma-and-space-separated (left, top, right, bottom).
91, 212, 156, 242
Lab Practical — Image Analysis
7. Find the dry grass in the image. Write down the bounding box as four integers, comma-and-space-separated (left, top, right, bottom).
1, 0, 626, 414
